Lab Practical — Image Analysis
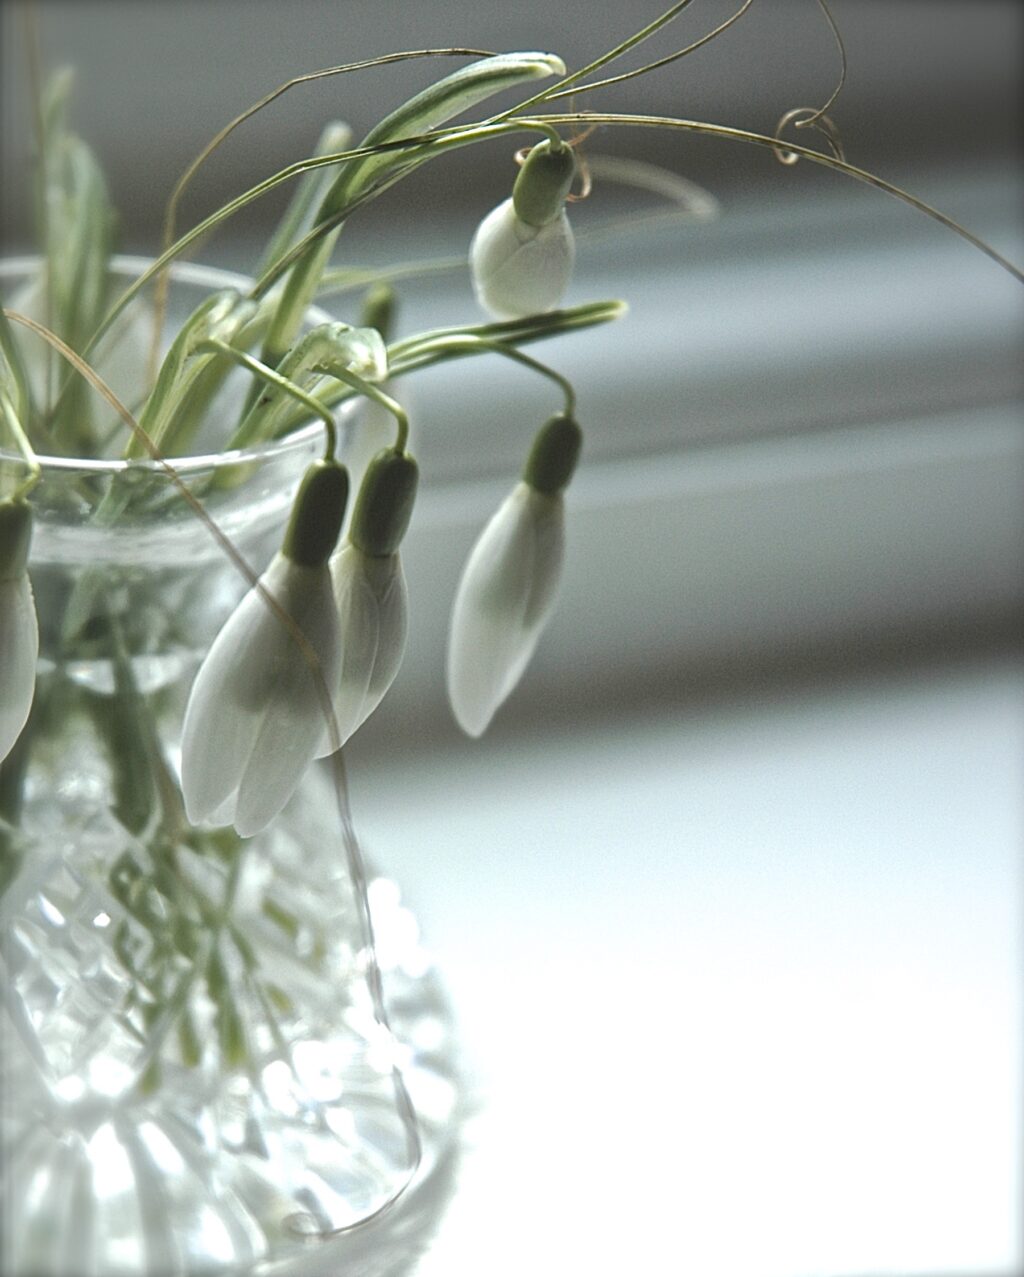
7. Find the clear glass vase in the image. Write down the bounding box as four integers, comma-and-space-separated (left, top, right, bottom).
0, 259, 456, 1277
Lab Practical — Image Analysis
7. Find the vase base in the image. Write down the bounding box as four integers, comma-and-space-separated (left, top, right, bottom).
1, 811, 459, 1277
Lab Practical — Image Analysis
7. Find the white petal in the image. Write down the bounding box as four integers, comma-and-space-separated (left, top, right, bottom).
506, 497, 564, 685
334, 559, 381, 735
232, 695, 328, 838
180, 595, 264, 823
316, 548, 408, 756
359, 554, 408, 721
180, 554, 340, 832
344, 551, 407, 733
446, 483, 564, 736
470, 199, 575, 320
203, 794, 240, 830
0, 577, 39, 762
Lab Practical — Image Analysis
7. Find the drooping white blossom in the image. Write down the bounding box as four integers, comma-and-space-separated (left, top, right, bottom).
446, 480, 565, 737
315, 544, 408, 756
469, 198, 575, 320
180, 552, 341, 838
0, 574, 37, 761
180, 459, 349, 836
0, 502, 38, 764
0, 578, 37, 761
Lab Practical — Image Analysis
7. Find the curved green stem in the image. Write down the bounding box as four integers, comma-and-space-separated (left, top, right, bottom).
265, 301, 623, 438
509, 111, 1024, 283
159, 48, 495, 273
330, 368, 410, 454
542, 0, 754, 101
196, 339, 338, 460
247, 119, 563, 307
403, 334, 576, 416
486, 1, 697, 121
87, 121, 523, 363
80, 142, 437, 356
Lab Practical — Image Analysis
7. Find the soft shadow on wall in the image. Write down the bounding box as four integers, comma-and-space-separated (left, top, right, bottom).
0, 0, 1019, 243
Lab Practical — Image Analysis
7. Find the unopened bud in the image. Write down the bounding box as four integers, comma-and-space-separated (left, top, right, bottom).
349, 448, 419, 557
523, 413, 582, 495
282, 460, 349, 568
512, 140, 577, 228
0, 499, 33, 582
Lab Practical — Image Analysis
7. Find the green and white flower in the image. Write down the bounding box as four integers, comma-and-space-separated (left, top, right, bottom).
316, 446, 418, 755
470, 138, 578, 319
470, 198, 576, 319
446, 480, 565, 737
447, 413, 581, 736
180, 462, 348, 836
0, 500, 38, 764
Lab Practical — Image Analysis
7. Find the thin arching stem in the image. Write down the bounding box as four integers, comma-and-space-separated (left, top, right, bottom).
150, 48, 495, 375
406, 335, 577, 417
800, 0, 848, 128
159, 48, 495, 257
544, 0, 756, 100
509, 111, 1024, 283
244, 120, 565, 302
486, 1, 698, 121
331, 372, 410, 454
194, 340, 339, 459
86, 122, 520, 357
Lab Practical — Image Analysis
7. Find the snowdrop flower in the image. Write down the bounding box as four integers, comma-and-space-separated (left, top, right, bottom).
317, 447, 418, 756
317, 546, 407, 754
180, 460, 348, 837
447, 413, 581, 737
470, 201, 575, 320
0, 499, 38, 763
470, 138, 577, 320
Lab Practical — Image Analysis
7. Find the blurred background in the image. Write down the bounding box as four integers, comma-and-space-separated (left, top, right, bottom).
2, 0, 1019, 734
2, 3, 1022, 1275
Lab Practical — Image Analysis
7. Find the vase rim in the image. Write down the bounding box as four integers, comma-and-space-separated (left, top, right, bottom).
0, 253, 340, 478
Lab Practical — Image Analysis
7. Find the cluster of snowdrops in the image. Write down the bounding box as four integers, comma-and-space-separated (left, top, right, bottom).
0, 58, 588, 839
6, 11, 1011, 843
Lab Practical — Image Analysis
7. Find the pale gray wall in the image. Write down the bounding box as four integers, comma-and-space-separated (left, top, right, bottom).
2, 0, 1020, 245
2, 1, 1020, 737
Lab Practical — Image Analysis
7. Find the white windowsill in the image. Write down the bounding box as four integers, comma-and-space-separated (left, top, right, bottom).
309, 654, 1024, 1277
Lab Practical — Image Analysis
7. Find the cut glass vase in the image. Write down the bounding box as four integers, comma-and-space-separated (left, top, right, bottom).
0, 259, 456, 1276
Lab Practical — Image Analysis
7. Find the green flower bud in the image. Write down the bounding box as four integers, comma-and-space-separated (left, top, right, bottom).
282, 460, 349, 568
512, 140, 577, 228
523, 413, 582, 495
349, 449, 419, 557
0, 499, 33, 582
